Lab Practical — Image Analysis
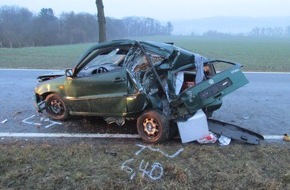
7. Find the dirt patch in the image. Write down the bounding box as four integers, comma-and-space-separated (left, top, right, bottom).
0, 138, 289, 189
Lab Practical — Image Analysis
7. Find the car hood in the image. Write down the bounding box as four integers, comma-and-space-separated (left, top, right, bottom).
37, 70, 65, 82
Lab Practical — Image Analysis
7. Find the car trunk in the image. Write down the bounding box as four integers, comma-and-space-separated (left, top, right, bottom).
170, 62, 249, 119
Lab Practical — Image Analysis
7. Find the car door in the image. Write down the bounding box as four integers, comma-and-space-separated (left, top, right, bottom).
64, 46, 129, 116
65, 69, 128, 116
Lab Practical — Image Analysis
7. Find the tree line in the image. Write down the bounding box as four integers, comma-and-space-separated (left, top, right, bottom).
249, 26, 290, 38
0, 6, 173, 48
193, 26, 290, 38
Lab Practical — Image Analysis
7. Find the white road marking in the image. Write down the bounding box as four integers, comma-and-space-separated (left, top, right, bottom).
0, 132, 140, 138
0, 133, 284, 141
263, 135, 284, 140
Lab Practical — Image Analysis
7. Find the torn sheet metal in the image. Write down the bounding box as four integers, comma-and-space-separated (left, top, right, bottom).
194, 54, 207, 84
174, 72, 184, 95
208, 118, 264, 145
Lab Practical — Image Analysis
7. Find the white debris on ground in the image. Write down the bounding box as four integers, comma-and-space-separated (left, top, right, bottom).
0, 119, 8, 124
218, 135, 232, 146
197, 132, 218, 144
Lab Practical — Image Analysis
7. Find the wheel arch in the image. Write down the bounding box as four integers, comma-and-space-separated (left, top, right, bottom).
39, 92, 54, 101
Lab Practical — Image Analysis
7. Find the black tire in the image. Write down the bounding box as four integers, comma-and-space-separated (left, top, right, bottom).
168, 121, 179, 140
45, 93, 69, 120
137, 110, 169, 143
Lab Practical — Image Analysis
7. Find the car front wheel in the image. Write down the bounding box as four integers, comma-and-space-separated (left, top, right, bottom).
137, 110, 169, 143
45, 93, 69, 120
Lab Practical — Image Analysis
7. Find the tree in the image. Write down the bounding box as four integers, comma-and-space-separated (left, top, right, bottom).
0, 6, 33, 47
122, 17, 172, 36
59, 12, 98, 44
95, 0, 107, 42
166, 22, 173, 35
106, 17, 125, 40
286, 26, 290, 37
32, 8, 58, 46
250, 27, 284, 37
0, 5, 174, 47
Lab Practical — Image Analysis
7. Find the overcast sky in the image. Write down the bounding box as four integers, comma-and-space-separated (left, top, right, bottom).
1, 0, 290, 20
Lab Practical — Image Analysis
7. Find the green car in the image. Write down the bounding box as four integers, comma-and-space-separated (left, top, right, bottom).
34, 39, 248, 143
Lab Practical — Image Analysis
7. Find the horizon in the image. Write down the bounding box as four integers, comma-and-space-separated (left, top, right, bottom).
1, 0, 290, 21
1, 2, 290, 35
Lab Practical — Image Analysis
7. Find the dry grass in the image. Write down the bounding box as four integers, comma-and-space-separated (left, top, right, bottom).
0, 139, 290, 189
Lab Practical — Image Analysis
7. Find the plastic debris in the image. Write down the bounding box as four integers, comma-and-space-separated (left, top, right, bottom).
0, 119, 8, 124
104, 150, 117, 157
218, 135, 231, 146
283, 134, 290, 142
104, 117, 125, 126
197, 132, 218, 144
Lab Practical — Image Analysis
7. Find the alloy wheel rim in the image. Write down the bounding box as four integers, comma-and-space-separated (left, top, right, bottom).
143, 117, 159, 137
49, 99, 64, 115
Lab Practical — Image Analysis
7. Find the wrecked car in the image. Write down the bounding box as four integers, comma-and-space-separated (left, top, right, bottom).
34, 39, 249, 143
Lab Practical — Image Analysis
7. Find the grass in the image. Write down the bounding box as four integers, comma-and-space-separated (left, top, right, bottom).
137, 36, 290, 72
1, 36, 290, 71
0, 139, 289, 189
0, 43, 93, 69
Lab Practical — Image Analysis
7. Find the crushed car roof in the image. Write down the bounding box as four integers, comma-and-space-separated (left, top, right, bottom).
76, 39, 199, 70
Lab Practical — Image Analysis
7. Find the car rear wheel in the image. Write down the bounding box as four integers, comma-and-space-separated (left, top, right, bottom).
45, 93, 69, 120
137, 110, 169, 143
168, 121, 179, 140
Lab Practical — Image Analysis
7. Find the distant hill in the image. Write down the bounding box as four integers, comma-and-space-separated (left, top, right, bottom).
171, 16, 290, 35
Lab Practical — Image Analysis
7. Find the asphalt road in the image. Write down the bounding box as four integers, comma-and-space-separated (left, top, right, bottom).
0, 69, 289, 137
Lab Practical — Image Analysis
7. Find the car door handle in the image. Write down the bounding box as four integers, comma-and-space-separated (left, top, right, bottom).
114, 77, 125, 83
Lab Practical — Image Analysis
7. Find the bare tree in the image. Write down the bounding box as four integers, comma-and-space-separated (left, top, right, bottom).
95, 0, 107, 42
0, 5, 174, 47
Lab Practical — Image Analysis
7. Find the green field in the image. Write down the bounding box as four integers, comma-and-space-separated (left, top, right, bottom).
0, 36, 290, 72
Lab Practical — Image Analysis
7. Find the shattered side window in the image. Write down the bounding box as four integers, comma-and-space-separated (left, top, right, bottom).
125, 47, 164, 94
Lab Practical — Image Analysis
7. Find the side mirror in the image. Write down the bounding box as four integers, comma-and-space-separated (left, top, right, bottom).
65, 68, 74, 77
